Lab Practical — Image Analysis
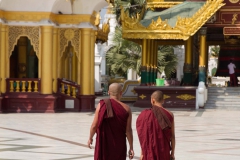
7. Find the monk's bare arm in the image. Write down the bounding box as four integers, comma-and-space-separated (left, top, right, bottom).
88, 103, 100, 149
171, 116, 176, 159
126, 107, 134, 159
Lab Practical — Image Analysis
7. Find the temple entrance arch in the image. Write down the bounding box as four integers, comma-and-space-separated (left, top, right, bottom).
60, 41, 77, 82
10, 36, 38, 78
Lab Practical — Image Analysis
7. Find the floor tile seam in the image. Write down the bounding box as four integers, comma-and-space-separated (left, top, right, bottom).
176, 139, 240, 145
0, 127, 90, 149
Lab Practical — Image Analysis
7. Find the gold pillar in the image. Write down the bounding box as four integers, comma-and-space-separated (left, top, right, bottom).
72, 48, 76, 82
0, 24, 7, 93
154, 41, 158, 66
146, 40, 151, 66
90, 30, 95, 94
41, 26, 53, 94
185, 36, 192, 64
80, 28, 92, 95
142, 39, 147, 66
199, 29, 207, 67
150, 40, 155, 66
52, 28, 58, 93
17, 37, 27, 78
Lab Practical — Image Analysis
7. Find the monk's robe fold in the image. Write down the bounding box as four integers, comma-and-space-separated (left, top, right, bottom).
136, 105, 173, 160
94, 99, 129, 160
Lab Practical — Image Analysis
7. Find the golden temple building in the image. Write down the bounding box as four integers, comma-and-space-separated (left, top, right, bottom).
0, 0, 110, 113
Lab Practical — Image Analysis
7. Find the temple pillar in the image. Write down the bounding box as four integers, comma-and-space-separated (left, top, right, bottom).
90, 30, 95, 95
199, 27, 207, 82
72, 47, 76, 82
153, 41, 158, 85
79, 26, 95, 111
52, 28, 58, 93
40, 25, 53, 94
146, 40, 151, 85
141, 39, 147, 85
0, 24, 7, 93
17, 37, 27, 78
183, 36, 193, 85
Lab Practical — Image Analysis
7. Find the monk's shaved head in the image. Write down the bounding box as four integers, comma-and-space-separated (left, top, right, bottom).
151, 90, 163, 103
108, 83, 123, 96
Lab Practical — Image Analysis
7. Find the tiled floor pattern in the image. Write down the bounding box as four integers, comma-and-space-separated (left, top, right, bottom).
0, 98, 240, 160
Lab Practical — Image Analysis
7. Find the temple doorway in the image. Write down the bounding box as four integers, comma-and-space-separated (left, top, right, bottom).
10, 36, 38, 78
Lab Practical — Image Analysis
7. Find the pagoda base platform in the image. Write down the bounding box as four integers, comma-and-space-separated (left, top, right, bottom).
2, 93, 57, 113
134, 86, 197, 109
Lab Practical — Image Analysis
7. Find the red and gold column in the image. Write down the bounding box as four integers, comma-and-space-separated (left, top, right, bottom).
40, 25, 53, 94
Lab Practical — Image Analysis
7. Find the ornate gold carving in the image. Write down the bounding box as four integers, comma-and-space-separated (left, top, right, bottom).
232, 13, 238, 25
8, 26, 40, 57
163, 94, 170, 100
139, 94, 146, 99
122, 0, 225, 40
59, 28, 80, 60
177, 94, 195, 100
64, 29, 75, 40
146, 2, 182, 9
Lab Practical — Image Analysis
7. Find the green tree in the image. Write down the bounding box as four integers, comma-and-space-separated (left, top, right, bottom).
106, 26, 141, 77
157, 46, 178, 79
106, 26, 178, 79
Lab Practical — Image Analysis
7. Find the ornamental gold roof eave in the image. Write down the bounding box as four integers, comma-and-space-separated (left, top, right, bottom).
122, 0, 225, 41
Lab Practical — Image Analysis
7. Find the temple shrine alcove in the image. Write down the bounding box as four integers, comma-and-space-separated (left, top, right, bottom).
10, 36, 38, 79
60, 41, 78, 82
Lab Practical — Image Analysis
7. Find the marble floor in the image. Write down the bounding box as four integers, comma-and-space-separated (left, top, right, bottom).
0, 97, 240, 160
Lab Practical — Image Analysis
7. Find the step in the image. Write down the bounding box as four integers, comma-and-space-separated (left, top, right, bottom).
208, 96, 240, 99
205, 101, 240, 105
204, 104, 240, 108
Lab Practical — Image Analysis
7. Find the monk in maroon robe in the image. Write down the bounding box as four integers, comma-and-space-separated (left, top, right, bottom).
136, 90, 175, 160
88, 83, 134, 160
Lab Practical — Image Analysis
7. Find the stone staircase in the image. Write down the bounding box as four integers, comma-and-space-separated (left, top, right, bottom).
205, 87, 240, 109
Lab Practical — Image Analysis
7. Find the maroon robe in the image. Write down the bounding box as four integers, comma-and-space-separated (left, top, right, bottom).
136, 105, 173, 160
94, 99, 129, 160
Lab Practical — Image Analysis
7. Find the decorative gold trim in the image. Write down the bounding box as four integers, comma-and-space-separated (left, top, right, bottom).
176, 94, 195, 100
139, 94, 146, 99
0, 11, 94, 25
8, 26, 40, 58
59, 28, 80, 60
122, 81, 140, 93
163, 94, 170, 99
120, 97, 138, 101
146, 2, 182, 9
122, 0, 225, 40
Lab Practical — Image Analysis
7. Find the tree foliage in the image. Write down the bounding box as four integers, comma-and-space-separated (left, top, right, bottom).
106, 26, 178, 79
106, 26, 141, 77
